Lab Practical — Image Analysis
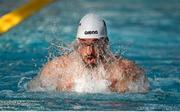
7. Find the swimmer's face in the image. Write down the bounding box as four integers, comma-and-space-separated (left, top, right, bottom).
77, 38, 106, 66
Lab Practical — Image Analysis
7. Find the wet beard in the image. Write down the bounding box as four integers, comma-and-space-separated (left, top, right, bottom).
84, 61, 97, 69
81, 54, 111, 69
83, 57, 98, 69
75, 48, 113, 69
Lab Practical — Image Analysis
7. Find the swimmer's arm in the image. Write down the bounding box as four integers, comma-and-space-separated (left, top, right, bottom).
39, 56, 73, 91
27, 60, 57, 91
34, 57, 63, 90
115, 60, 149, 93
28, 56, 71, 91
40, 55, 70, 77
40, 57, 61, 77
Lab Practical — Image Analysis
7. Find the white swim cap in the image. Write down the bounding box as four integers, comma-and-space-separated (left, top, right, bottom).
76, 13, 107, 39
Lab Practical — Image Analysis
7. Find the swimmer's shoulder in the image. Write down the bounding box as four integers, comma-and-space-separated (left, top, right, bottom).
115, 57, 144, 76
39, 54, 72, 77
48, 54, 72, 68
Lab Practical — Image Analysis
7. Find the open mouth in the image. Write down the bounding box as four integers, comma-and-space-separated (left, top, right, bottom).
85, 56, 96, 64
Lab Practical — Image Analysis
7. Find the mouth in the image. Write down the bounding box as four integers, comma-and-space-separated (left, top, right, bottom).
84, 56, 96, 64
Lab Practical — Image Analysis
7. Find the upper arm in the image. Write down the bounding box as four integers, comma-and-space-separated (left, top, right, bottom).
121, 60, 144, 80
123, 60, 149, 92
115, 59, 149, 92
39, 56, 68, 78
40, 58, 60, 78
36, 57, 68, 90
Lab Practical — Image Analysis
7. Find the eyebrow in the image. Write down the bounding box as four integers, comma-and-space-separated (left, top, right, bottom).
78, 39, 99, 42
79, 39, 99, 42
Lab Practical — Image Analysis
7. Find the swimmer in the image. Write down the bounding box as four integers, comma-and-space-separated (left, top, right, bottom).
28, 13, 149, 93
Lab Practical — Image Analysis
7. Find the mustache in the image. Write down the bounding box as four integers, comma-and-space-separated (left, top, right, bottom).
84, 55, 97, 59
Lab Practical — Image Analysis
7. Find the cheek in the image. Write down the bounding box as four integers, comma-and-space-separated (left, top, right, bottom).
78, 48, 86, 56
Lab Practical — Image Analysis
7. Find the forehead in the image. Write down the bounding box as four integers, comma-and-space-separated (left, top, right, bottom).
78, 38, 99, 43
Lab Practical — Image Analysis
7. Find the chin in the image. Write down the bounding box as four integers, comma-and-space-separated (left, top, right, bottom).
84, 59, 97, 68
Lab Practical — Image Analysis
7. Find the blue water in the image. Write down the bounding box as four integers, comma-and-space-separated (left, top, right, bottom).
0, 0, 180, 110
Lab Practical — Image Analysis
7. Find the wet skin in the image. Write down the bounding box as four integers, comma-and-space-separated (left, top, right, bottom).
28, 38, 149, 93
77, 38, 102, 66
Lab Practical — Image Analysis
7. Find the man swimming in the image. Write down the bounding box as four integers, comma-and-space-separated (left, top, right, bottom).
28, 13, 149, 93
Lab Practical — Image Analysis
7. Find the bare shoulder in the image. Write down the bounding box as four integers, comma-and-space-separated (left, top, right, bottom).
28, 54, 73, 91
107, 57, 144, 81
109, 58, 149, 93
39, 55, 71, 78
118, 59, 144, 76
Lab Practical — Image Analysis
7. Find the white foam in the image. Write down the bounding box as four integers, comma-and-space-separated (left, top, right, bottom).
28, 42, 149, 93
70, 54, 111, 93
73, 74, 110, 93
127, 75, 149, 93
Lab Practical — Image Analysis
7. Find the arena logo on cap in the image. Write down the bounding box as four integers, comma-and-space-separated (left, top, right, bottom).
84, 30, 98, 35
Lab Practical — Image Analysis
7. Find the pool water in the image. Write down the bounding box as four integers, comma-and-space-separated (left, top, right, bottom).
0, 0, 180, 110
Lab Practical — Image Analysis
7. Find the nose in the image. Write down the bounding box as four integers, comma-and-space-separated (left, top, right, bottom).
86, 45, 94, 55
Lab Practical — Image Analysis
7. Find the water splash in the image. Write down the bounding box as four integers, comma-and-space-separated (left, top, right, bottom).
73, 74, 110, 93
28, 39, 148, 93
71, 59, 111, 93
47, 39, 73, 60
